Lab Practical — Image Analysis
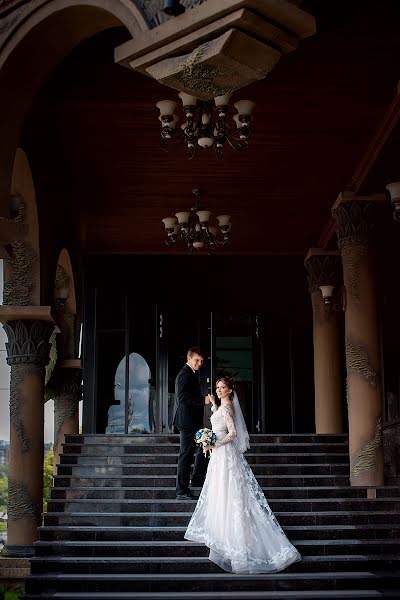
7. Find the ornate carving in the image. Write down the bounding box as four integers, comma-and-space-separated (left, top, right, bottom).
332, 200, 379, 245
47, 367, 82, 437
345, 339, 378, 389
45, 329, 58, 388
3, 197, 38, 306
9, 363, 44, 452
339, 239, 368, 304
352, 417, 383, 478
7, 479, 42, 525
305, 254, 342, 294
3, 319, 54, 365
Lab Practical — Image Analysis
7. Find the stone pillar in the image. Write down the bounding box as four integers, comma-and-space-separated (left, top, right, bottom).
332, 192, 384, 487
0, 311, 54, 556
52, 364, 82, 474
304, 249, 343, 434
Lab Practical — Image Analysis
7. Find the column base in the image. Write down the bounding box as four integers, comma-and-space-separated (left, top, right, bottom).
1, 544, 35, 557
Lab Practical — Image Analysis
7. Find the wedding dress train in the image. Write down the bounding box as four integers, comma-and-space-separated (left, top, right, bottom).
184, 403, 301, 574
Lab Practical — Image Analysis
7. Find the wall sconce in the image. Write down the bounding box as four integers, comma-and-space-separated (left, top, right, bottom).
319, 284, 346, 312
55, 285, 69, 310
385, 182, 400, 222
319, 285, 335, 305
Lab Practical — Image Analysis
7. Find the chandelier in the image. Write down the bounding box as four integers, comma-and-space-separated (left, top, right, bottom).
156, 92, 255, 159
161, 188, 231, 252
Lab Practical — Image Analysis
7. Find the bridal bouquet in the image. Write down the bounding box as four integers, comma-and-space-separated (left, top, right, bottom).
195, 428, 216, 450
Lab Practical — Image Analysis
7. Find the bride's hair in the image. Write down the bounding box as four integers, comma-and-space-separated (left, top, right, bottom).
216, 376, 235, 400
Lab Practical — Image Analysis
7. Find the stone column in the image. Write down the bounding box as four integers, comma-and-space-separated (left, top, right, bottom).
304, 249, 343, 434
52, 364, 82, 474
0, 310, 54, 556
332, 192, 384, 487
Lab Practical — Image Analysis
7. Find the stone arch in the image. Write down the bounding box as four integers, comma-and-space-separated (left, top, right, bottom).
0, 0, 150, 215
3, 148, 40, 306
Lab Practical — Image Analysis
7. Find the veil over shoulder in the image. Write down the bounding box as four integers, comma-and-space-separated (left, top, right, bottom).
184, 391, 301, 574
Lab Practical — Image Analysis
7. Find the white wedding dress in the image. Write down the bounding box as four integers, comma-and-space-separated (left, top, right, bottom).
184, 402, 301, 573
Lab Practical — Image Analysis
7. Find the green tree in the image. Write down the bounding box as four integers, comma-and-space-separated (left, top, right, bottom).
0, 476, 7, 511
43, 446, 54, 512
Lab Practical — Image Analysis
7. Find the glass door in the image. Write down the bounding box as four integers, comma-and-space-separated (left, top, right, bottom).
210, 312, 263, 433
161, 308, 263, 434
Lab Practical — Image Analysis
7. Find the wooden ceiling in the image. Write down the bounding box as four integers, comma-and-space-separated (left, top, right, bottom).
22, 0, 400, 255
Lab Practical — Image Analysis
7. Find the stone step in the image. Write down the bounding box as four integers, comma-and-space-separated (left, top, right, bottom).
43, 510, 400, 529
21, 588, 389, 599
53, 474, 350, 488
64, 434, 349, 445
49, 485, 400, 501
29, 553, 400, 573
37, 524, 400, 547
61, 442, 349, 454
33, 537, 400, 559
59, 453, 350, 465
23, 571, 400, 594
46, 497, 400, 514
37, 523, 400, 544
56, 464, 350, 477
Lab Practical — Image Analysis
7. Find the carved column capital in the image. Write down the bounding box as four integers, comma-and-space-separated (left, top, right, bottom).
2, 319, 54, 365
332, 192, 383, 248
304, 249, 342, 294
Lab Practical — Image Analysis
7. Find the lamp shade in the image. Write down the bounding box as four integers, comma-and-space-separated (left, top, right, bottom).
193, 241, 204, 249
178, 92, 198, 107
319, 284, 335, 300
162, 217, 177, 229
156, 100, 177, 116
216, 215, 231, 227
234, 100, 256, 116
386, 182, 400, 201
214, 93, 232, 107
196, 210, 212, 223
175, 211, 190, 224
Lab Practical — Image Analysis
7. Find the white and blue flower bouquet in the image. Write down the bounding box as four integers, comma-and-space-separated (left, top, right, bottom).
195, 428, 216, 456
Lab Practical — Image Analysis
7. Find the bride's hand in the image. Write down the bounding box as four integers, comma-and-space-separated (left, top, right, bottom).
203, 445, 215, 455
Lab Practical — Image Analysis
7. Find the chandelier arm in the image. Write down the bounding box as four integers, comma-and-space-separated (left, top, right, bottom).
226, 134, 249, 151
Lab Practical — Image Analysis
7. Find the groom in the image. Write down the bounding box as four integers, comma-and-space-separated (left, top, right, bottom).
173, 347, 209, 500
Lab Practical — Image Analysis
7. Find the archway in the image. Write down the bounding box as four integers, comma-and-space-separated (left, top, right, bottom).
0, 0, 149, 216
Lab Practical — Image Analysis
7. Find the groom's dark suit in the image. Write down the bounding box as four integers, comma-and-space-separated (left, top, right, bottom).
173, 364, 207, 496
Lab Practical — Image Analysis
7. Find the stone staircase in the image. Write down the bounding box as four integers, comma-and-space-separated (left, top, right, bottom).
22, 434, 400, 599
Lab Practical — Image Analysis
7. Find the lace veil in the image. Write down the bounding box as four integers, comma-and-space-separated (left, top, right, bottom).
232, 391, 250, 453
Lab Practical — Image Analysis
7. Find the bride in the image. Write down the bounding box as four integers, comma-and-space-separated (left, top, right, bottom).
184, 375, 301, 574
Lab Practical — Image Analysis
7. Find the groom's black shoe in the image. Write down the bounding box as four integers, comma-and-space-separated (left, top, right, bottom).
176, 492, 195, 500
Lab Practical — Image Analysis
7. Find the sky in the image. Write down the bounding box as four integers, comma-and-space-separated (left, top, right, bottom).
0, 260, 57, 443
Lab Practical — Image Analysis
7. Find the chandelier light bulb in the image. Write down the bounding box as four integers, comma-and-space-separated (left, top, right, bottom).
156, 93, 254, 159
161, 189, 232, 253
198, 136, 214, 148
